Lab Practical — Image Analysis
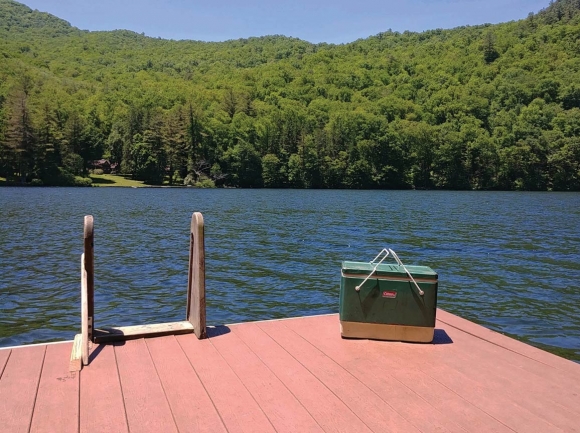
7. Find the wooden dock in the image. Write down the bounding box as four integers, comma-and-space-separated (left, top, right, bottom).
2, 213, 579, 432
1, 309, 579, 433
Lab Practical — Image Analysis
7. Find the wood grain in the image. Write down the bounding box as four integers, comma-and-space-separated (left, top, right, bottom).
438, 308, 580, 376
81, 253, 89, 366
284, 315, 510, 433
209, 325, 323, 433
93, 321, 194, 344
69, 333, 82, 372
3, 311, 580, 433
146, 336, 227, 433
430, 319, 580, 431
177, 333, 276, 433
259, 319, 426, 433
0, 345, 46, 433
288, 314, 567, 433
187, 212, 206, 339
80, 344, 128, 433
233, 322, 374, 433
0, 348, 11, 377
83, 215, 94, 343
30, 343, 79, 433
114, 339, 178, 433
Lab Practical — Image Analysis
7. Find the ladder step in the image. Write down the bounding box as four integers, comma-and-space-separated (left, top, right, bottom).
93, 321, 194, 343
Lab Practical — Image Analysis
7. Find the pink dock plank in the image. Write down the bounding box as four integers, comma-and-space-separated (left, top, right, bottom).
429, 321, 580, 432
283, 316, 472, 433
257, 319, 424, 433
232, 322, 374, 433
377, 330, 567, 433
440, 317, 580, 392
176, 333, 276, 433
295, 314, 572, 433
438, 309, 580, 377
114, 339, 178, 433
402, 347, 565, 433
29, 343, 79, 433
0, 348, 10, 377
208, 326, 323, 433
2, 311, 580, 433
0, 345, 46, 433
146, 336, 227, 433
80, 344, 128, 433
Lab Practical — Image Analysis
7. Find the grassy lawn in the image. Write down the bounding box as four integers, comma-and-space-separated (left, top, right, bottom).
89, 174, 146, 187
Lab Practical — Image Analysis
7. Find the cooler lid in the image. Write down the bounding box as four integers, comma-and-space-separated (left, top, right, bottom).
341, 261, 438, 279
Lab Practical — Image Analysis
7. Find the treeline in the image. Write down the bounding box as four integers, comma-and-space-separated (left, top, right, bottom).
0, 0, 579, 189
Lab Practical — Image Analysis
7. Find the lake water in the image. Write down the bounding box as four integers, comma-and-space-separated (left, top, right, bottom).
0, 188, 579, 362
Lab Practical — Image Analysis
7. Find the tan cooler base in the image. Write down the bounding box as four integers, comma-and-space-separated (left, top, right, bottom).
340, 321, 434, 343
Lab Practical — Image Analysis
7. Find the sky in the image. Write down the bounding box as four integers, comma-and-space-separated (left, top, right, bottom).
20, 0, 550, 44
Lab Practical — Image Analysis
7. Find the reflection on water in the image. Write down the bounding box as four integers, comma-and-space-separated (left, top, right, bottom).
0, 188, 579, 361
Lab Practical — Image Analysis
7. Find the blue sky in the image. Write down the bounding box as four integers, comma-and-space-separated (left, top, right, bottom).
21, 0, 550, 44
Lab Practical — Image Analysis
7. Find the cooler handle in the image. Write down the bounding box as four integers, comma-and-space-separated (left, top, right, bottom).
354, 248, 390, 291
388, 249, 425, 297
355, 248, 424, 296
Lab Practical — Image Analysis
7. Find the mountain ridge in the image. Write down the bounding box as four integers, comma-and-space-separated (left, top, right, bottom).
1, 0, 579, 190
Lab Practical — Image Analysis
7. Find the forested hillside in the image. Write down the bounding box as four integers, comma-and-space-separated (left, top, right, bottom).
1, 0, 579, 189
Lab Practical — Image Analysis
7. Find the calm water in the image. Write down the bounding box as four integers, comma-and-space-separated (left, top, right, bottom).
0, 188, 579, 361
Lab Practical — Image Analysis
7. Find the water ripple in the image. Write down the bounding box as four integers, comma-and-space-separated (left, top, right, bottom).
0, 188, 579, 361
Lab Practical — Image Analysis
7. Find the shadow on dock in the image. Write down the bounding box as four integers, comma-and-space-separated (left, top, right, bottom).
88, 344, 107, 363
207, 325, 232, 338
432, 328, 453, 345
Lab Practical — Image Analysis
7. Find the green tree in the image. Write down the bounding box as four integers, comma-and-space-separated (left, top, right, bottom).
2, 0, 580, 190
223, 139, 262, 187
162, 105, 187, 185
482, 32, 500, 64
3, 89, 35, 182
397, 121, 438, 189
134, 112, 166, 184
262, 153, 283, 187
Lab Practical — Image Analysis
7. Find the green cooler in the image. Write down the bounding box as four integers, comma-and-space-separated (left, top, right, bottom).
339, 250, 438, 342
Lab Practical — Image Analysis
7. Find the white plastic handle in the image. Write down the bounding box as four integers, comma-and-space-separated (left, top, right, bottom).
388, 249, 424, 296
355, 248, 391, 291
354, 248, 424, 296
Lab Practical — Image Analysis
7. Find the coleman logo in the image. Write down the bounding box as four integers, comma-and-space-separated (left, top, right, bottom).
382, 290, 397, 298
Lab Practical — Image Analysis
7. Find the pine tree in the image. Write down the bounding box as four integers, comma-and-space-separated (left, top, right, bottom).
4, 89, 35, 183
483, 32, 499, 64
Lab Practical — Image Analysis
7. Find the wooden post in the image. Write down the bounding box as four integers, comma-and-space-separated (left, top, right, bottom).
81, 253, 89, 366
73, 215, 94, 370
69, 334, 83, 371
187, 212, 206, 339
84, 216, 94, 343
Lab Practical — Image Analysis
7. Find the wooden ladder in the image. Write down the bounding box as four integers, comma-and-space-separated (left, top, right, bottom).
70, 213, 206, 371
